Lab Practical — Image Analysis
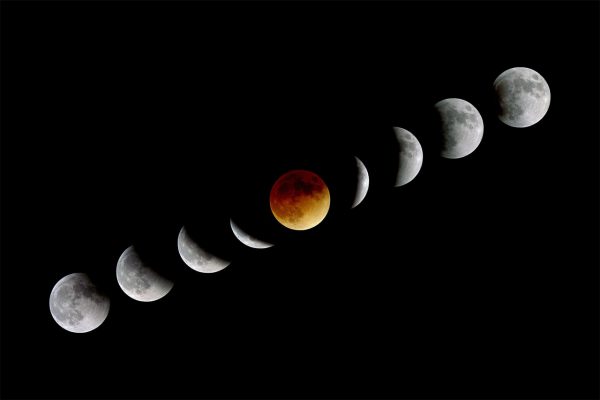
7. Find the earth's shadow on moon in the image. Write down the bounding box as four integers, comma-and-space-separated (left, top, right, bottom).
177, 218, 238, 273
125, 227, 181, 285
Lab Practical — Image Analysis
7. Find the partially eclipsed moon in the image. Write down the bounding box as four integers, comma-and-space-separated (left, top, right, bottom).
116, 246, 174, 302
494, 67, 551, 128
177, 227, 230, 273
393, 127, 423, 186
434, 98, 484, 159
270, 169, 330, 231
49, 273, 110, 333
352, 156, 369, 208
230, 218, 274, 249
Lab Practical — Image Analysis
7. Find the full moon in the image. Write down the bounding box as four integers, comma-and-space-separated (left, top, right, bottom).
49, 273, 110, 333
494, 67, 551, 128
434, 98, 484, 159
393, 127, 423, 186
116, 246, 174, 302
270, 169, 330, 231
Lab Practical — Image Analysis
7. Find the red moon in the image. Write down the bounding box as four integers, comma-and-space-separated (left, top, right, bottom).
269, 170, 331, 231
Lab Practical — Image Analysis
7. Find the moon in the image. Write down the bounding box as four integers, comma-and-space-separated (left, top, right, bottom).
49, 273, 110, 333
270, 169, 330, 231
116, 246, 174, 302
230, 218, 274, 249
177, 227, 230, 273
393, 127, 423, 186
494, 67, 551, 128
434, 98, 484, 159
352, 156, 369, 208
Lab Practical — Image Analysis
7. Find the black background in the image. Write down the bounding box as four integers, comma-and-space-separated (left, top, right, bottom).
1, 1, 598, 399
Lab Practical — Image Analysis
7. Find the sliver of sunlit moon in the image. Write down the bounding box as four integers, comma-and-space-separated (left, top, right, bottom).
352, 156, 369, 208
229, 218, 274, 249
177, 227, 230, 273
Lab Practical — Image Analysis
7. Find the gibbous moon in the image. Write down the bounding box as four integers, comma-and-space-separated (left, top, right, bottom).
49, 273, 110, 333
352, 156, 369, 208
434, 98, 484, 159
393, 127, 423, 186
177, 227, 230, 273
116, 246, 174, 302
494, 67, 551, 128
270, 169, 330, 231
230, 218, 274, 249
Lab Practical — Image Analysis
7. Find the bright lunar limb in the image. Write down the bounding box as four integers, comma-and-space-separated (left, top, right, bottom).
494, 67, 550, 128
49, 273, 110, 333
177, 227, 230, 273
434, 98, 484, 159
393, 127, 423, 186
116, 246, 174, 302
229, 218, 273, 249
352, 156, 369, 208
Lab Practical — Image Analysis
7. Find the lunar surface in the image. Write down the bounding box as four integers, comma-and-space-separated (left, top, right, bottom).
230, 218, 274, 249
177, 227, 230, 273
270, 169, 330, 231
494, 67, 551, 128
116, 246, 174, 302
393, 127, 423, 186
434, 98, 484, 159
352, 156, 369, 208
49, 273, 110, 333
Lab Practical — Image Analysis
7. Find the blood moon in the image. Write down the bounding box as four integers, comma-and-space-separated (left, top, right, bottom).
269, 170, 330, 231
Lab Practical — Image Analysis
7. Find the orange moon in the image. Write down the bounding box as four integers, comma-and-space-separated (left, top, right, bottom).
270, 170, 330, 231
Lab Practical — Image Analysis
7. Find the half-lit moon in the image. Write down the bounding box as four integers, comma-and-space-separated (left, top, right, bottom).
116, 246, 174, 302
177, 226, 230, 273
229, 218, 274, 249
393, 127, 423, 186
434, 98, 484, 159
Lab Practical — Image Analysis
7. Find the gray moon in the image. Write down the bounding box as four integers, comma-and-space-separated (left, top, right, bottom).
494, 67, 550, 128
434, 98, 484, 159
393, 127, 423, 186
49, 273, 110, 333
116, 246, 174, 302
352, 156, 369, 208
230, 218, 273, 249
177, 227, 230, 273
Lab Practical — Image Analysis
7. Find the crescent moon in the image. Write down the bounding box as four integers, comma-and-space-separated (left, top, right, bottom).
393, 127, 423, 187
49, 273, 110, 333
177, 227, 230, 273
116, 246, 174, 302
229, 218, 274, 249
352, 156, 369, 208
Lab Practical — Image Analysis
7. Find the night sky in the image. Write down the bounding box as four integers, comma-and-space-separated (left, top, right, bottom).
1, 1, 599, 399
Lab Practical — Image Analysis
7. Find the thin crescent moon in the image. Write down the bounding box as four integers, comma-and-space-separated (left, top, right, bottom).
352, 156, 369, 208
177, 227, 230, 273
229, 218, 274, 249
